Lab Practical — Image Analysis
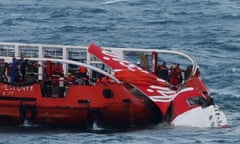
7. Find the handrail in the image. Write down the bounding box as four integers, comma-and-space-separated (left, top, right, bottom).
0, 42, 198, 80
0, 56, 121, 84
105, 48, 198, 78
97, 46, 198, 79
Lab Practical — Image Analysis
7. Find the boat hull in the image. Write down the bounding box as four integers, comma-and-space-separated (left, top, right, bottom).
0, 83, 161, 128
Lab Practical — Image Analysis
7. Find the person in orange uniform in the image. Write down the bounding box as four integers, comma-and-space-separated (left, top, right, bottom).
54, 62, 63, 76
78, 66, 89, 85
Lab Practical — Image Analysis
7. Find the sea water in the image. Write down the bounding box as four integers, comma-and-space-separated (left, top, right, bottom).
0, 0, 240, 143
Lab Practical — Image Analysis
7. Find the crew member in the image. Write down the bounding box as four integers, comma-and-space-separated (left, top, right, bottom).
78, 66, 89, 85
0, 62, 8, 82
157, 61, 169, 81
55, 62, 63, 76
184, 65, 192, 80
44, 76, 53, 97
20, 59, 29, 81
176, 63, 183, 84
169, 64, 179, 86
10, 57, 20, 83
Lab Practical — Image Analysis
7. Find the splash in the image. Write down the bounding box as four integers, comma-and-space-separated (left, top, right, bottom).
20, 119, 34, 127
92, 122, 104, 131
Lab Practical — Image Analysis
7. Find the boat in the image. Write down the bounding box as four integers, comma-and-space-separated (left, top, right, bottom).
0, 42, 228, 129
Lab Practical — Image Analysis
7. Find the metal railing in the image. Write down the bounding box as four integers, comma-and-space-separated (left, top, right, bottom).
0, 42, 198, 79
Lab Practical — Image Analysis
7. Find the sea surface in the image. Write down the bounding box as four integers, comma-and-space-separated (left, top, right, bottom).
0, 0, 240, 143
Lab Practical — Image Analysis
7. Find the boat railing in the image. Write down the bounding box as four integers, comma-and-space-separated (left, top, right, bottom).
0, 56, 121, 84
0, 42, 198, 81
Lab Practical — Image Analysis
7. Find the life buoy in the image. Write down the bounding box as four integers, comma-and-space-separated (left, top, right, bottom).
19, 105, 36, 122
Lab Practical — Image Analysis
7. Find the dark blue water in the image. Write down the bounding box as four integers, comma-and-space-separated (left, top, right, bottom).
0, 0, 240, 143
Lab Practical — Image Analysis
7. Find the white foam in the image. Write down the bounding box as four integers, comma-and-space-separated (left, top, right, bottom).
102, 0, 129, 5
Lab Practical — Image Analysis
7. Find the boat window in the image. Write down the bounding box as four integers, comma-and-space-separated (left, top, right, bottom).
102, 89, 114, 99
